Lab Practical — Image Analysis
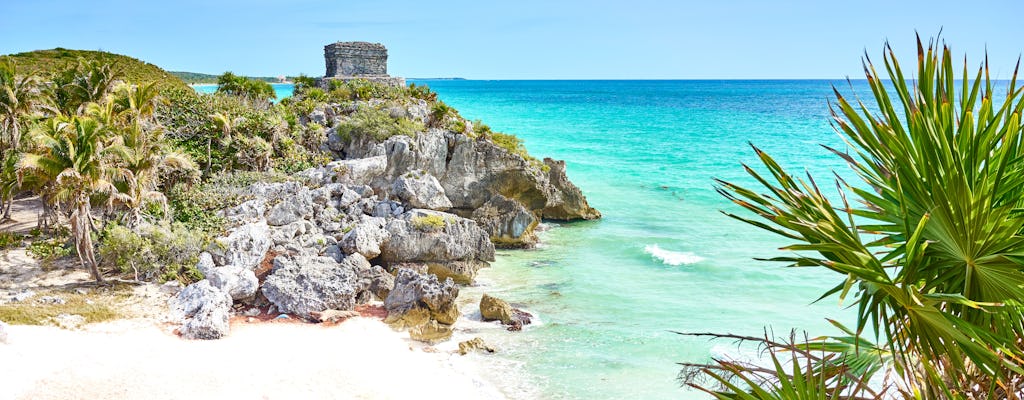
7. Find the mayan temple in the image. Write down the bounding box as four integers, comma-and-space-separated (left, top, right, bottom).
322, 41, 405, 87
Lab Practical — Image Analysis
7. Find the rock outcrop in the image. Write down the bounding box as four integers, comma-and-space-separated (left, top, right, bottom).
334, 124, 600, 248
384, 268, 460, 342
458, 337, 495, 355
170, 280, 232, 340
169, 84, 596, 343
261, 254, 370, 319
480, 294, 533, 331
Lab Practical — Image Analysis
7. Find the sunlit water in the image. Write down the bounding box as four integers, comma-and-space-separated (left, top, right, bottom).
417, 80, 866, 399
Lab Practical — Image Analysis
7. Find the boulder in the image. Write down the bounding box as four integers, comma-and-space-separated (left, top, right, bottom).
379, 209, 495, 266
391, 170, 453, 210
261, 254, 370, 319
209, 221, 272, 271
340, 216, 390, 259
266, 197, 313, 226
471, 194, 539, 248
170, 280, 232, 340
458, 337, 496, 355
0, 320, 7, 344
223, 199, 266, 225
384, 268, 459, 342
362, 265, 395, 301
195, 252, 216, 276
334, 156, 387, 186
480, 293, 533, 331
206, 265, 259, 300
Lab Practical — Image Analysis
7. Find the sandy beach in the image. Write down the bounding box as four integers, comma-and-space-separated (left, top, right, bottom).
0, 317, 504, 400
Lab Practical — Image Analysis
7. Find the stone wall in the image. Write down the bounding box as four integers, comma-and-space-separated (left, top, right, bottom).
325, 42, 388, 77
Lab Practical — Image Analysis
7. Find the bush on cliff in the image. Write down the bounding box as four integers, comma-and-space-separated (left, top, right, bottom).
335, 106, 423, 142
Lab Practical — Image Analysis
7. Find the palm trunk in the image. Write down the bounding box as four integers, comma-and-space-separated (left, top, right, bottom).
74, 200, 102, 282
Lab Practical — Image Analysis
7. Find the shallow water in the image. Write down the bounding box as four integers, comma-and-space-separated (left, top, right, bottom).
419, 80, 867, 399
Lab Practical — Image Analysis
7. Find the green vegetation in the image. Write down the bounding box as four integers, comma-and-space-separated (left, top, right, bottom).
411, 214, 447, 232
5, 48, 187, 91
215, 72, 276, 102
335, 106, 423, 142
681, 36, 1024, 399
169, 70, 290, 85
0, 290, 123, 326
0, 231, 24, 249
27, 237, 73, 261
98, 222, 205, 283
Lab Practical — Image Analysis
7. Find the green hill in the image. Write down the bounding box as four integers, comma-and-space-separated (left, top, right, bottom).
170, 71, 288, 85
3, 48, 188, 91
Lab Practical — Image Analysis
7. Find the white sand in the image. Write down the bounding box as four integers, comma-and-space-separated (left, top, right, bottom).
0, 318, 505, 400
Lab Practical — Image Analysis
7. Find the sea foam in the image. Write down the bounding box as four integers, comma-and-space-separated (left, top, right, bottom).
644, 244, 705, 266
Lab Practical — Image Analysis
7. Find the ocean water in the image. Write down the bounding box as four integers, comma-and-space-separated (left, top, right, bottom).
416, 80, 868, 399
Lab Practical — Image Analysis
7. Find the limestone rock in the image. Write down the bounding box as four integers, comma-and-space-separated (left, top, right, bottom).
195, 252, 216, 276
223, 199, 266, 225
0, 320, 8, 344
425, 260, 488, 285
261, 254, 370, 319
171, 280, 232, 340
206, 265, 259, 300
458, 337, 496, 355
340, 216, 390, 259
471, 195, 539, 248
392, 170, 452, 210
310, 309, 359, 323
266, 197, 313, 226
479, 293, 515, 324
384, 268, 459, 342
334, 156, 387, 186
379, 209, 495, 266
209, 221, 271, 271
479, 293, 533, 331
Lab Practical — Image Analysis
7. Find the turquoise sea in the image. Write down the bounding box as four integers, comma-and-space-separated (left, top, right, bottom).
200, 80, 866, 398
419, 80, 864, 399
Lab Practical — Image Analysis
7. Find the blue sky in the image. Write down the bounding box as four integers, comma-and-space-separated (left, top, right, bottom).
2, 0, 1022, 79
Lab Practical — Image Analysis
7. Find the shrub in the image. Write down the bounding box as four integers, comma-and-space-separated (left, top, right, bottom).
27, 237, 72, 260
98, 222, 205, 283
408, 83, 437, 102
0, 231, 23, 249
411, 215, 447, 232
489, 132, 533, 160
336, 106, 423, 142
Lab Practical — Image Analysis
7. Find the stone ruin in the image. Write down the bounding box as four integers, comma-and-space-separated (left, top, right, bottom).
322, 41, 405, 87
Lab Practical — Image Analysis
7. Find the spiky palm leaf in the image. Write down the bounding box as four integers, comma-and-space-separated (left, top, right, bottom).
712, 36, 1024, 397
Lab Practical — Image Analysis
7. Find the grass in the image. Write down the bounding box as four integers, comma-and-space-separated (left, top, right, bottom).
0, 289, 125, 326
0, 231, 23, 250
411, 215, 447, 231
5, 48, 188, 91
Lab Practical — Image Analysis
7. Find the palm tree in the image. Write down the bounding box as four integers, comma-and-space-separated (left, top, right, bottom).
0, 57, 49, 221
113, 81, 164, 124
50, 59, 123, 116
689, 36, 1024, 398
18, 116, 123, 282
107, 122, 196, 229
207, 111, 242, 174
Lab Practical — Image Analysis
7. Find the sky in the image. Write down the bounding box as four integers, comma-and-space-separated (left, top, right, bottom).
1, 0, 1023, 80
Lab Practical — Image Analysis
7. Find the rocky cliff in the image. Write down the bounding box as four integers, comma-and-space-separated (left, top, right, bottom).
170, 90, 598, 342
